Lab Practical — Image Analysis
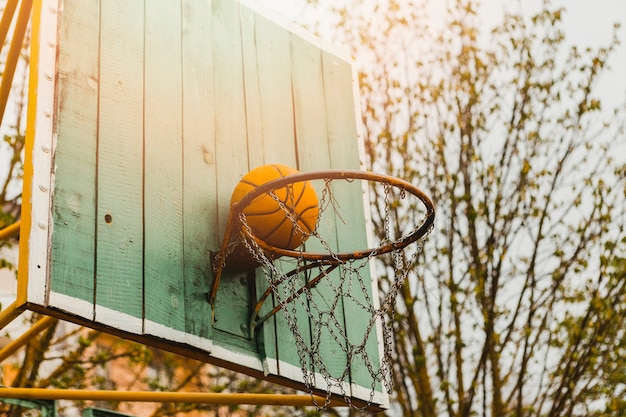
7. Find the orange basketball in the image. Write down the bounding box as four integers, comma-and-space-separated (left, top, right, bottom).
230, 164, 319, 250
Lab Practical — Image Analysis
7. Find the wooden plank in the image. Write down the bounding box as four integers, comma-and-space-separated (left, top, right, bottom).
48, 0, 99, 319
322, 51, 384, 401
250, 11, 300, 377
238, 3, 273, 369
252, 11, 296, 166
211, 0, 254, 339
323, 53, 361, 172
287, 32, 346, 390
239, 3, 263, 169
211, 0, 248, 236
94, 0, 144, 333
143, 0, 186, 338
181, 0, 215, 349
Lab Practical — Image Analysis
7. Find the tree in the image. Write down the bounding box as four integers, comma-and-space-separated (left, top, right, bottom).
303, 0, 626, 415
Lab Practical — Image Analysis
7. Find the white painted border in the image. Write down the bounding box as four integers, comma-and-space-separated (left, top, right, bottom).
261, 352, 279, 376
210, 342, 265, 372
26, 0, 61, 306
144, 320, 213, 352
49, 291, 94, 321
94, 304, 143, 335
275, 361, 337, 396
50, 291, 214, 353
352, 379, 389, 409
277, 360, 388, 406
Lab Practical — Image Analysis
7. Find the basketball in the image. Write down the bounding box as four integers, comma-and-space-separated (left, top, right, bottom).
230, 164, 319, 250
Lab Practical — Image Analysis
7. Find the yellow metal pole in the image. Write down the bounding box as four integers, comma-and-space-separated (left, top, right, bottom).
0, 388, 348, 407
0, 0, 32, 124
0, 0, 19, 51
0, 301, 24, 332
0, 315, 56, 363
0, 221, 21, 240
18, 0, 40, 307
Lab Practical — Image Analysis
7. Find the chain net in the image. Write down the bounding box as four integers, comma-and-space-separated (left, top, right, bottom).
218, 173, 434, 410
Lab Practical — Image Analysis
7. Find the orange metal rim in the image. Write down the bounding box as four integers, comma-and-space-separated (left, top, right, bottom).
234, 169, 436, 261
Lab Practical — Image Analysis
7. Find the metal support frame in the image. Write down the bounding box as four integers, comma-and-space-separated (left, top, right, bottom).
0, 302, 25, 331
0, 221, 21, 240
0, 220, 27, 331
0, 315, 56, 362
0, 0, 32, 123
0, 388, 346, 407
0, 0, 20, 47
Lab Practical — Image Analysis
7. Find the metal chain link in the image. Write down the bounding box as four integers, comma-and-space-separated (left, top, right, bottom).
233, 177, 432, 411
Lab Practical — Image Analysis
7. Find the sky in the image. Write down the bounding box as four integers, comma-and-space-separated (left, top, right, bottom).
257, 0, 626, 115
482, 0, 626, 111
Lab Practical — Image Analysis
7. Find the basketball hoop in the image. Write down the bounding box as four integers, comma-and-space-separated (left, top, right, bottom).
208, 170, 434, 409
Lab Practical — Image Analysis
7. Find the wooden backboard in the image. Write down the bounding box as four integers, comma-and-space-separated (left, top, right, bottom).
20, 0, 386, 407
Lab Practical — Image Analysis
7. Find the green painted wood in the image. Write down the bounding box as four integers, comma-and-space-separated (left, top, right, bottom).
239, 4, 263, 169
45, 0, 380, 402
181, 0, 215, 344
323, 52, 362, 175
50, 0, 99, 317
212, 0, 248, 235
254, 12, 297, 165
143, 0, 185, 335
241, 7, 277, 373
322, 50, 382, 396
251, 13, 300, 376
238, 4, 277, 370
94, 0, 145, 330
211, 0, 254, 339
289, 32, 349, 388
